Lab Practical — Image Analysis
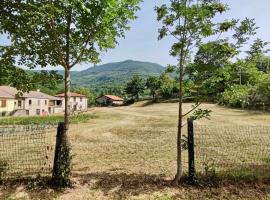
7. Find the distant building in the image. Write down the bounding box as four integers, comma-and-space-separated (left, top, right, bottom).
96, 95, 124, 106
0, 86, 62, 116
55, 92, 88, 111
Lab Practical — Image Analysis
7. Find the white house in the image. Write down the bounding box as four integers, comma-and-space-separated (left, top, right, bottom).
55, 92, 88, 111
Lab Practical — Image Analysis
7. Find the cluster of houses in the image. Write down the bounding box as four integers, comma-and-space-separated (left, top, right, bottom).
0, 86, 88, 116
0, 85, 125, 117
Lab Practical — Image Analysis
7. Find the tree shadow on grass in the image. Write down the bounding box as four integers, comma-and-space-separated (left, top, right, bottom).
0, 177, 61, 200
73, 171, 174, 199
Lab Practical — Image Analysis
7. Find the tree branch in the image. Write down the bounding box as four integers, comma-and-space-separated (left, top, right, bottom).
70, 36, 92, 68
182, 102, 201, 118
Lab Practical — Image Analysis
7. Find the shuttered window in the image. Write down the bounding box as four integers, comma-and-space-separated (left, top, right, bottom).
1, 100, 7, 107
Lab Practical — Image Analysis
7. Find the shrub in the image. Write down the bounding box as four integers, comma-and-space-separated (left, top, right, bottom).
219, 85, 250, 108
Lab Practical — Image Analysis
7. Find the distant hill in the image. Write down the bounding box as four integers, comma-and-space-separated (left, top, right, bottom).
71, 60, 165, 91
30, 60, 165, 93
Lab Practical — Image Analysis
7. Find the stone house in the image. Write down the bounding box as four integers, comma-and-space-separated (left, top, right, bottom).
0, 86, 62, 116
55, 92, 88, 111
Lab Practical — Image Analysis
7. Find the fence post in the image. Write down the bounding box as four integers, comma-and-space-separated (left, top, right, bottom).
51, 122, 71, 187
187, 118, 197, 184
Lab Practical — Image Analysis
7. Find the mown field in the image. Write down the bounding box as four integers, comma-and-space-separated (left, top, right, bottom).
1, 102, 270, 200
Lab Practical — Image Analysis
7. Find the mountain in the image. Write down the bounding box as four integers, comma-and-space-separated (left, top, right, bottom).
71, 60, 165, 91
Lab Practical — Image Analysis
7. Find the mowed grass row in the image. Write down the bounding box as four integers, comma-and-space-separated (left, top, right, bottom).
0, 113, 96, 125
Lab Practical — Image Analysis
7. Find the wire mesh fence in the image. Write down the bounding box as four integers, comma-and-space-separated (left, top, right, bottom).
0, 125, 57, 179
189, 125, 270, 178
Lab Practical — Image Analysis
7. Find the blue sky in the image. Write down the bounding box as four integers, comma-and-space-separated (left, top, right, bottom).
1, 0, 269, 71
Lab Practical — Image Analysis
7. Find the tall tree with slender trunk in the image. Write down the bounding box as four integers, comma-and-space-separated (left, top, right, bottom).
155, 0, 256, 184
0, 0, 142, 132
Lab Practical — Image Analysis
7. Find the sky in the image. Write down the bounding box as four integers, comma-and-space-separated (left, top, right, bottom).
0, 0, 270, 71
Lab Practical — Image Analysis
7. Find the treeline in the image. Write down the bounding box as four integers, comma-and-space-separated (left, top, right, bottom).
185, 39, 270, 109
116, 38, 270, 110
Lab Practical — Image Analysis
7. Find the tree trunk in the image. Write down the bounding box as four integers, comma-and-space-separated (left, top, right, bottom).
174, 60, 184, 184
64, 68, 70, 132
64, 9, 72, 133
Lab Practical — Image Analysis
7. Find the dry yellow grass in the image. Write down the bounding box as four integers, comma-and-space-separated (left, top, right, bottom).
1, 102, 270, 200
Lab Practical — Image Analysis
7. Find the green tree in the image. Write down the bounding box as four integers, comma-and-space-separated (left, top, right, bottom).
146, 76, 161, 101
0, 0, 141, 132
124, 75, 145, 101
155, 0, 256, 183
159, 73, 178, 99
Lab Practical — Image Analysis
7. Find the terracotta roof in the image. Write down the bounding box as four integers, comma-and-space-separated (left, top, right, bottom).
55, 92, 86, 97
0, 86, 60, 100
104, 95, 123, 101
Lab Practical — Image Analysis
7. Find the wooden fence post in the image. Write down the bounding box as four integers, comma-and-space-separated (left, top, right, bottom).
187, 118, 197, 184
51, 122, 71, 187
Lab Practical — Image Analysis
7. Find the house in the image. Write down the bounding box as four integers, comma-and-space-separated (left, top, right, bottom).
0, 87, 18, 116
55, 92, 88, 111
96, 95, 124, 106
0, 86, 63, 116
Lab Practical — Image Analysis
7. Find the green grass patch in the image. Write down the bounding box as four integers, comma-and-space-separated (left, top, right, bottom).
0, 113, 96, 125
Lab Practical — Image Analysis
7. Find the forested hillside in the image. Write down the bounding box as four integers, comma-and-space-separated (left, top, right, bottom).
71, 60, 164, 92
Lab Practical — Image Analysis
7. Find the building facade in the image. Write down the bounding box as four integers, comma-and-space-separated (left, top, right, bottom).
96, 95, 124, 106
55, 92, 88, 111
0, 86, 63, 116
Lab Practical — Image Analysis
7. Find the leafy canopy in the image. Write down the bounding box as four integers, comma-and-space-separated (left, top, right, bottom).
0, 0, 142, 69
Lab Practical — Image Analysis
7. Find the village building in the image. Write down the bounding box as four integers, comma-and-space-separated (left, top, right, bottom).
96, 95, 124, 106
55, 92, 88, 111
0, 86, 62, 116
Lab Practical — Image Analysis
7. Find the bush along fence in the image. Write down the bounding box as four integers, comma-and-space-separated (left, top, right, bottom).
184, 119, 270, 183
0, 123, 72, 187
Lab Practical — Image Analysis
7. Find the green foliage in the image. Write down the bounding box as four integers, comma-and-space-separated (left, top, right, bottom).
190, 108, 212, 120
71, 60, 164, 93
219, 85, 251, 108
159, 73, 178, 99
257, 73, 270, 102
124, 75, 145, 101
0, 113, 96, 125
146, 76, 161, 101
0, 0, 142, 69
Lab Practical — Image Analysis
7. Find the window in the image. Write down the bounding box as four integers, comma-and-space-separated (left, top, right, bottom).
18, 101, 22, 107
80, 97, 83, 102
73, 97, 76, 102
36, 109, 40, 115
14, 101, 17, 106
38, 100, 40, 106
1, 100, 7, 108
45, 100, 47, 105
29, 100, 32, 105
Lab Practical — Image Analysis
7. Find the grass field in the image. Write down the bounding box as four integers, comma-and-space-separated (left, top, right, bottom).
1, 102, 270, 199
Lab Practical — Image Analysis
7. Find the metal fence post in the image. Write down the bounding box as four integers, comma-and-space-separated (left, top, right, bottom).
187, 118, 197, 184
